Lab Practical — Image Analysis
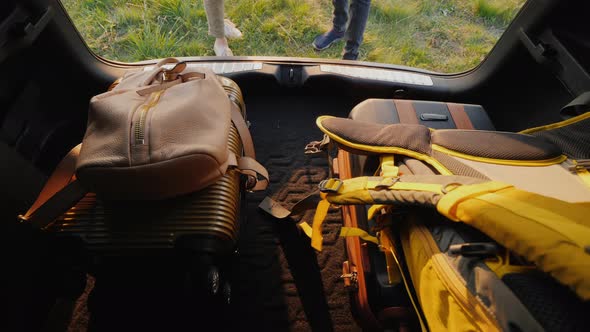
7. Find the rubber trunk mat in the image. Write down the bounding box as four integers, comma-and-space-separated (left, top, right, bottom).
226, 95, 360, 332
65, 95, 361, 332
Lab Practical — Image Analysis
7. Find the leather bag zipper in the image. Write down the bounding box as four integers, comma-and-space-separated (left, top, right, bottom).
134, 90, 164, 145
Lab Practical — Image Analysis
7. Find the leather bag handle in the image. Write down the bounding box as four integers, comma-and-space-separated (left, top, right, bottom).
137, 59, 206, 95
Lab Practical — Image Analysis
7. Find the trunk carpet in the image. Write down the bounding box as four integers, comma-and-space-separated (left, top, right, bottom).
64, 94, 362, 331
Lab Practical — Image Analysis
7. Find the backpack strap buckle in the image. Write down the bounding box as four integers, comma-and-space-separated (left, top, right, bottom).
304, 135, 330, 154
319, 178, 343, 193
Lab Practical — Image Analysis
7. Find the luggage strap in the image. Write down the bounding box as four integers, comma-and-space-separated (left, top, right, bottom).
17, 144, 86, 229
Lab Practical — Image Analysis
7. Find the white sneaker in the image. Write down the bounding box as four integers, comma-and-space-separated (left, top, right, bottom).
224, 19, 243, 39
214, 43, 234, 57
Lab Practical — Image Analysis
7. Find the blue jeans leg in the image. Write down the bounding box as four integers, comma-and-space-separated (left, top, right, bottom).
343, 0, 371, 58
332, 0, 349, 33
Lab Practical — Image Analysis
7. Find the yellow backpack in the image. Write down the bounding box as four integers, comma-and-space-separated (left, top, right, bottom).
263, 112, 590, 331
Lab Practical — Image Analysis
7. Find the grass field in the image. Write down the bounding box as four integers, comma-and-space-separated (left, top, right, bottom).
61, 0, 526, 73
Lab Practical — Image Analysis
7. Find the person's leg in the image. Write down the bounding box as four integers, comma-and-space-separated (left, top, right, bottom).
312, 0, 349, 51
203, 0, 233, 56
332, 0, 349, 33
204, 0, 225, 38
342, 0, 371, 60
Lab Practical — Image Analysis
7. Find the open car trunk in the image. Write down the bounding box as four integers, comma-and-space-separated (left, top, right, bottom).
2, 0, 589, 331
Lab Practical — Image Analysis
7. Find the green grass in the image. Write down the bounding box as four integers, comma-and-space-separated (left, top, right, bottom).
61, 0, 526, 73
475, 0, 523, 26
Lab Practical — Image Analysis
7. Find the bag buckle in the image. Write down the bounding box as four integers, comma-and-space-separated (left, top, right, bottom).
304, 135, 330, 154
319, 178, 343, 193
304, 141, 322, 154
245, 175, 258, 191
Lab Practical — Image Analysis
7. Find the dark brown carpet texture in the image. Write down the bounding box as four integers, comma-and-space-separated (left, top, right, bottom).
64, 94, 362, 332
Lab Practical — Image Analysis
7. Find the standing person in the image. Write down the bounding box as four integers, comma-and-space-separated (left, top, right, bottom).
203, 0, 242, 56
312, 0, 371, 60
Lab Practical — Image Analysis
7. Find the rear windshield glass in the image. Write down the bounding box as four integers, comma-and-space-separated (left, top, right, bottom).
62, 0, 526, 73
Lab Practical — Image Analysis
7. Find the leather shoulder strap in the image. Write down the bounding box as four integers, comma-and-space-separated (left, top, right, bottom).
230, 103, 256, 159
238, 156, 269, 191
19, 144, 87, 229
227, 152, 269, 191
229, 103, 270, 191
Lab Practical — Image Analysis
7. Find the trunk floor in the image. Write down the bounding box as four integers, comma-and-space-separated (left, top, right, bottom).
66, 95, 361, 331
229, 95, 360, 332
